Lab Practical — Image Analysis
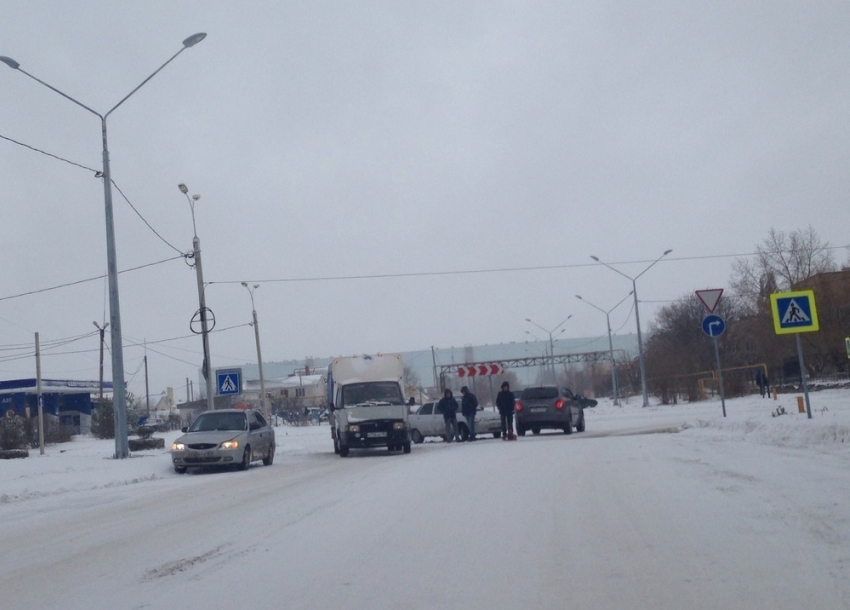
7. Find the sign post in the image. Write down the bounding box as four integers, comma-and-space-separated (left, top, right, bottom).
697, 290, 727, 417
770, 290, 819, 419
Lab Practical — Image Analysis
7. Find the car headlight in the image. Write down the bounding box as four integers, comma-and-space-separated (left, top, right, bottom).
220, 440, 240, 450
393, 422, 405, 430
349, 425, 360, 433
171, 442, 185, 451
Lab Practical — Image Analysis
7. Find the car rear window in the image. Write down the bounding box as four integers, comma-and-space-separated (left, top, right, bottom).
521, 387, 559, 400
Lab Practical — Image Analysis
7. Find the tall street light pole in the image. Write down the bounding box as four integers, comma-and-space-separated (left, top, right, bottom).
590, 250, 672, 408
179, 184, 216, 412
575, 292, 632, 406
524, 330, 548, 382
525, 315, 572, 383
1, 33, 207, 458
241, 283, 270, 423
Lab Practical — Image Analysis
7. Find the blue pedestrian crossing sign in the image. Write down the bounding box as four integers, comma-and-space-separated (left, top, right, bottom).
770, 290, 819, 335
216, 368, 242, 396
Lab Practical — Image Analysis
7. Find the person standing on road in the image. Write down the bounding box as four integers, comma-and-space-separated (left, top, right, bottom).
438, 388, 460, 443
460, 386, 479, 442
496, 381, 516, 440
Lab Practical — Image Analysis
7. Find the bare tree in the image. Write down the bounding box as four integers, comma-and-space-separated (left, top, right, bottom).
403, 363, 421, 388
732, 226, 835, 313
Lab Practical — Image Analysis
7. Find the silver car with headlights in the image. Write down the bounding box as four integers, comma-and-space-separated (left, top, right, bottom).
170, 408, 275, 474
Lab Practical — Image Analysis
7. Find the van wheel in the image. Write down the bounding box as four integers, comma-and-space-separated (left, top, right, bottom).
411, 429, 424, 444
532, 427, 541, 435
493, 431, 501, 439
333, 436, 340, 454
516, 427, 526, 437
564, 421, 573, 435
403, 442, 411, 454
575, 413, 586, 432
174, 466, 187, 474
339, 444, 350, 457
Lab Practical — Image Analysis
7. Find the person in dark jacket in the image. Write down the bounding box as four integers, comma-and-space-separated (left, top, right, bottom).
438, 388, 460, 443
495, 381, 515, 439
459, 386, 479, 441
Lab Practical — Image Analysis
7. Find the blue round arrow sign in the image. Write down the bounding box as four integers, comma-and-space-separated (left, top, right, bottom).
702, 314, 726, 337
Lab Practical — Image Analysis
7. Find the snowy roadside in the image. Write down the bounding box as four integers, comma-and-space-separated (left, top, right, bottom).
0, 424, 329, 506
1, 389, 847, 507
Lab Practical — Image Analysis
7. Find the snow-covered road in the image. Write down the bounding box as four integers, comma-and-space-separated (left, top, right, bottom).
2, 390, 849, 609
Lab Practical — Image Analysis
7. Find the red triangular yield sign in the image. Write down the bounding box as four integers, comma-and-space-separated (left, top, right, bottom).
695, 289, 724, 313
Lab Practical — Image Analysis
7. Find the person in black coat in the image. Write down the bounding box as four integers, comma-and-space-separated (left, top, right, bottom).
438, 388, 460, 443
460, 386, 479, 441
495, 381, 515, 439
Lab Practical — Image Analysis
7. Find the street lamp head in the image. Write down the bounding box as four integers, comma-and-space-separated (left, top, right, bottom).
192, 194, 200, 201
590, 255, 599, 262
524, 318, 531, 322
663, 249, 673, 256
0, 56, 20, 70
182, 33, 207, 48
253, 284, 259, 289
241, 282, 248, 287
575, 295, 583, 300
178, 183, 188, 194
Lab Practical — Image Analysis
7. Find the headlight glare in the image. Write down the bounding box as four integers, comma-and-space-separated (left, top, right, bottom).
171, 442, 185, 451
220, 440, 239, 450
393, 422, 405, 430
349, 425, 360, 433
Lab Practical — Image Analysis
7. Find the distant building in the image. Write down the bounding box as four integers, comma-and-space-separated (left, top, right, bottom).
0, 378, 113, 435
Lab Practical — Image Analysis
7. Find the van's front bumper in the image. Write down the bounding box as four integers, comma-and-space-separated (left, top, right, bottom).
341, 422, 409, 448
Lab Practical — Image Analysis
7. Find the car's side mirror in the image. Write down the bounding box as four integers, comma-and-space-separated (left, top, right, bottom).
181, 427, 188, 433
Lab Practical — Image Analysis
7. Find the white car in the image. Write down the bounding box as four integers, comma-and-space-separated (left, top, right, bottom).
170, 409, 275, 474
408, 401, 502, 443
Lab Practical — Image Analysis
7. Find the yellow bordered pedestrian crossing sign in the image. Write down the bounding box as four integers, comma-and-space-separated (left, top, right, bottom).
770, 290, 819, 334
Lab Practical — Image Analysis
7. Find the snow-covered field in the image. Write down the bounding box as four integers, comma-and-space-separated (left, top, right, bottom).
2, 389, 849, 609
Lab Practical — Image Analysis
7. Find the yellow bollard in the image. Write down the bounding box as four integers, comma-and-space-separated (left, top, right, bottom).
796, 396, 805, 413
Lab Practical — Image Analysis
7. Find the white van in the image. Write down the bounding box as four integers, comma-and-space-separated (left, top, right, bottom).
327, 354, 411, 457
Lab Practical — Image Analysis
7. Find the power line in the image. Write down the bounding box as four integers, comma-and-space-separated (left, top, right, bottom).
109, 180, 184, 255
0, 255, 183, 303
209, 246, 850, 285
2, 131, 186, 256
0, 133, 98, 173
0, 322, 254, 365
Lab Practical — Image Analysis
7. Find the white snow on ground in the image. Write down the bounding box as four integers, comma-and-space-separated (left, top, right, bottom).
2, 389, 849, 609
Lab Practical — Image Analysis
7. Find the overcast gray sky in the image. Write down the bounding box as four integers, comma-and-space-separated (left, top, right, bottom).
2, 1, 848, 399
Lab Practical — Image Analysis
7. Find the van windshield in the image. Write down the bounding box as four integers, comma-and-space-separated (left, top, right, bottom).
341, 382, 404, 407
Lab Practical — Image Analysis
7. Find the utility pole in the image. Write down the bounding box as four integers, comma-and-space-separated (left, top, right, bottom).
35, 332, 45, 455
241, 283, 270, 422
179, 184, 216, 411
93, 321, 109, 405
144, 341, 150, 417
